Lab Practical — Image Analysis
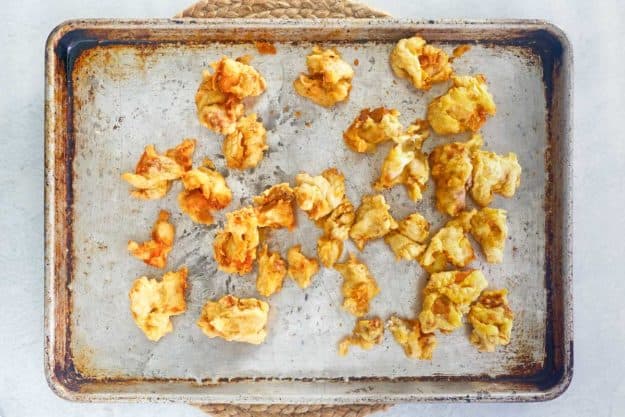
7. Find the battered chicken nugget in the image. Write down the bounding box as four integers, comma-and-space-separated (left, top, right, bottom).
318, 199, 355, 241
374, 120, 430, 201
121, 144, 184, 200
418, 270, 488, 334
129, 267, 187, 342
178, 159, 232, 225
128, 210, 175, 269
419, 223, 475, 273
293, 46, 354, 107
343, 108, 403, 153
164, 138, 196, 172
213, 207, 260, 275
384, 213, 430, 261
317, 236, 344, 268
427, 74, 496, 135
468, 289, 514, 352
470, 208, 508, 264
349, 194, 398, 250
336, 253, 380, 317
197, 294, 269, 344
387, 316, 437, 360
256, 244, 287, 297
294, 168, 345, 220
287, 245, 320, 289
253, 183, 296, 230
390, 36, 453, 90
471, 150, 522, 206
195, 70, 244, 135
338, 317, 384, 356
223, 113, 268, 170
446, 209, 476, 233
212, 56, 266, 99
429, 133, 483, 216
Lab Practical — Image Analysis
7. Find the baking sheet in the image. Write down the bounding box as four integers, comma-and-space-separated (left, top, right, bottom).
45, 19, 572, 403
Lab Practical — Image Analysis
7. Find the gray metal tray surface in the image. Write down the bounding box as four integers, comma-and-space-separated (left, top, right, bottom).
44, 19, 573, 404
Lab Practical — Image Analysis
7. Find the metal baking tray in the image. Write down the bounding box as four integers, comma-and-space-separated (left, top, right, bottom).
44, 18, 572, 404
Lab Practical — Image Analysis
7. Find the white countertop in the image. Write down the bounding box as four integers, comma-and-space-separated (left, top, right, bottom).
1, 0, 622, 416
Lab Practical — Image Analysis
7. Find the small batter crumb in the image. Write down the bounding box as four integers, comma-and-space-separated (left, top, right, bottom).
254, 41, 277, 55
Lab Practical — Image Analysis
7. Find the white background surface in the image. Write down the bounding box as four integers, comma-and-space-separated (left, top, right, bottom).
0, 0, 623, 416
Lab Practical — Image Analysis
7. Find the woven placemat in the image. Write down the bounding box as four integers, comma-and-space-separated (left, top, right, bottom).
177, 1, 391, 416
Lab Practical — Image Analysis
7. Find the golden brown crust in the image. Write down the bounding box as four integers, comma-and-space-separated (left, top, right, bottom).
338, 317, 384, 356
343, 108, 403, 153
213, 207, 260, 275
128, 210, 175, 269
223, 113, 268, 170
317, 236, 343, 268
387, 316, 437, 360
195, 70, 244, 135
471, 150, 522, 206
419, 220, 475, 273
470, 208, 508, 264
287, 245, 320, 289
390, 36, 453, 90
468, 289, 514, 352
384, 213, 429, 261
349, 194, 398, 250
335, 253, 380, 317
178, 160, 232, 225
253, 183, 296, 230
211, 56, 267, 99
256, 244, 287, 297
294, 168, 346, 221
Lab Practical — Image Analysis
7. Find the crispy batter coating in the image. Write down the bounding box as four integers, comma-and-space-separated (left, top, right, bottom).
256, 244, 287, 297
427, 74, 496, 135
384, 213, 430, 261
418, 270, 488, 333
318, 199, 355, 241
293, 46, 354, 107
374, 120, 430, 201
129, 267, 187, 341
470, 208, 508, 264
195, 70, 244, 135
390, 36, 453, 90
338, 317, 384, 356
336, 253, 380, 317
446, 209, 476, 233
178, 159, 232, 225
471, 149, 522, 206
253, 183, 296, 230
294, 168, 346, 220
387, 316, 437, 360
164, 138, 196, 172
317, 236, 343, 268
419, 222, 475, 273
211, 56, 266, 99
197, 294, 269, 344
468, 289, 514, 352
213, 207, 260, 275
429, 134, 483, 216
128, 210, 175, 269
343, 108, 403, 153
121, 144, 185, 200
349, 194, 398, 250
223, 113, 268, 170
287, 245, 320, 288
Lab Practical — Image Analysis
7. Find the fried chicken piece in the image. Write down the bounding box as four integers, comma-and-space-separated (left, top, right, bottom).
256, 244, 287, 297
121, 144, 185, 200
419, 222, 475, 273
343, 107, 403, 153
318, 199, 355, 241
129, 267, 187, 341
213, 207, 260, 275
164, 138, 196, 172
336, 253, 380, 317
468, 289, 514, 352
387, 316, 437, 360
128, 210, 175, 269
222, 113, 268, 170
429, 133, 483, 216
390, 36, 453, 90
287, 245, 320, 288
317, 236, 344, 268
253, 183, 296, 230
197, 294, 269, 344
470, 208, 508, 263
384, 213, 430, 261
418, 270, 488, 334
374, 120, 430, 201
427, 74, 496, 135
178, 159, 232, 225
349, 194, 398, 250
211, 56, 266, 99
293, 46, 354, 107
294, 168, 345, 220
195, 70, 244, 135
446, 209, 477, 233
338, 317, 384, 356
471, 150, 522, 206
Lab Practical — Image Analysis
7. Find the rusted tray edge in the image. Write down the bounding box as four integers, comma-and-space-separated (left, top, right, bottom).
44, 18, 573, 404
